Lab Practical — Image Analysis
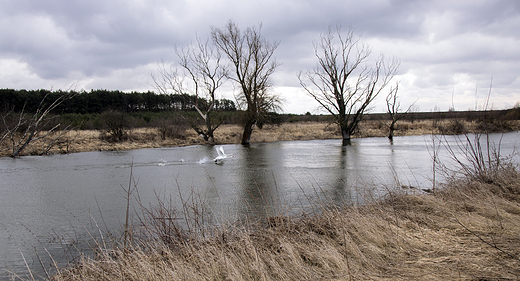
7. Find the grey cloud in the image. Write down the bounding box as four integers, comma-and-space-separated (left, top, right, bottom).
0, 0, 519, 112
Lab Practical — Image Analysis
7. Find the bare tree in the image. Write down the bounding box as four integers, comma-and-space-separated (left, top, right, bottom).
298, 25, 399, 144
386, 82, 400, 140
152, 38, 227, 144
0, 109, 13, 146
211, 20, 282, 145
1, 90, 77, 157
386, 82, 416, 140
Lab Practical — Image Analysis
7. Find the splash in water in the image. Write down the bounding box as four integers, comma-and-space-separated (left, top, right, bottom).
198, 157, 212, 164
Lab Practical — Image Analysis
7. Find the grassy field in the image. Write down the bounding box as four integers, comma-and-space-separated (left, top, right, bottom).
2, 118, 519, 157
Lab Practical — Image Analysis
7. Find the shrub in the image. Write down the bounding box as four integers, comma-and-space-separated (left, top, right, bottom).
439, 119, 466, 135
151, 115, 188, 140
476, 119, 513, 133
99, 110, 130, 142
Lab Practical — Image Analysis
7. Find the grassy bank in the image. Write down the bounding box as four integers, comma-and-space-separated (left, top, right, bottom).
49, 155, 520, 280
2, 119, 519, 157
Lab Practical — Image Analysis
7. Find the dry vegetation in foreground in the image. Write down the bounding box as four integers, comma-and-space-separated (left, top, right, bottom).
2, 119, 519, 157
50, 163, 520, 280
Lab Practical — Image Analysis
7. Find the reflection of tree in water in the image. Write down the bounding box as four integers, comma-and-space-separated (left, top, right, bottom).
234, 141, 383, 221
319, 144, 362, 206
236, 144, 285, 221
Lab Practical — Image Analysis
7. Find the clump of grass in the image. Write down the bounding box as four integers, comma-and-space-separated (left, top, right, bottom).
476, 118, 514, 133
437, 119, 467, 135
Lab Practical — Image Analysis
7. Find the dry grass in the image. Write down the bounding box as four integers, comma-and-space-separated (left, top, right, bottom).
2, 119, 519, 157
50, 165, 520, 280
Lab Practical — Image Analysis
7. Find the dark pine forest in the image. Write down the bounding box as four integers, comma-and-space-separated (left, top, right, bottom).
0, 88, 236, 114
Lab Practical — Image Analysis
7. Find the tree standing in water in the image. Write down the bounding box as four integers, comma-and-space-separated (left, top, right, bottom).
386, 82, 416, 140
152, 38, 227, 144
298, 25, 399, 144
212, 21, 282, 145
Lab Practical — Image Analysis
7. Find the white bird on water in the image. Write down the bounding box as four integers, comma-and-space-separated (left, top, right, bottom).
213, 146, 234, 163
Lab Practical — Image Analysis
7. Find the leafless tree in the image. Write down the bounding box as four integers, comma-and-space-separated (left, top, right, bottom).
0, 109, 12, 146
211, 20, 282, 145
298, 25, 399, 144
152, 38, 227, 144
386, 82, 416, 140
1, 90, 77, 157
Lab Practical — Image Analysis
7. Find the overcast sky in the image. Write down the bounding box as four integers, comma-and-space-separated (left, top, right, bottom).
1, 0, 519, 114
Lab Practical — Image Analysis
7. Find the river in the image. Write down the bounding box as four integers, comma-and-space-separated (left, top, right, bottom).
1, 132, 518, 280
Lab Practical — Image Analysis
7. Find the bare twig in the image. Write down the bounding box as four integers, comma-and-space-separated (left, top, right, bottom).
19, 251, 35, 281
454, 217, 519, 260
121, 159, 138, 248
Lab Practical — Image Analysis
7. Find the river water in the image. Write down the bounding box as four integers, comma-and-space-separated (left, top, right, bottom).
1, 132, 518, 279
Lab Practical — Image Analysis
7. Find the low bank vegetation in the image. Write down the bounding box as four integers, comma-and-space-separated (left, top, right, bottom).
2, 87, 519, 156
0, 115, 520, 156
47, 134, 520, 281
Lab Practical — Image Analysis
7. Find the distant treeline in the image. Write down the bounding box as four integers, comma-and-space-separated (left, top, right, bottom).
364, 107, 520, 122
0, 88, 236, 114
1, 88, 519, 124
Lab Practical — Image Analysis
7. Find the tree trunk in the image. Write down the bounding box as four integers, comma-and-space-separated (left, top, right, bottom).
207, 135, 215, 145
241, 121, 254, 145
388, 123, 395, 140
11, 131, 36, 157
388, 118, 399, 140
342, 139, 351, 146
341, 127, 350, 141
206, 118, 215, 145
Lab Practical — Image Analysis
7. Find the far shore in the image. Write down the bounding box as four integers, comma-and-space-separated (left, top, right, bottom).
2, 119, 519, 157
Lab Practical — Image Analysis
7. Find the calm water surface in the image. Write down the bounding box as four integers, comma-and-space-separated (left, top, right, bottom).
1, 132, 518, 279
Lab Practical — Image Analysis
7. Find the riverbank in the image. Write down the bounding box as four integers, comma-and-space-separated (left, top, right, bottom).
51, 161, 520, 280
2, 119, 519, 157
